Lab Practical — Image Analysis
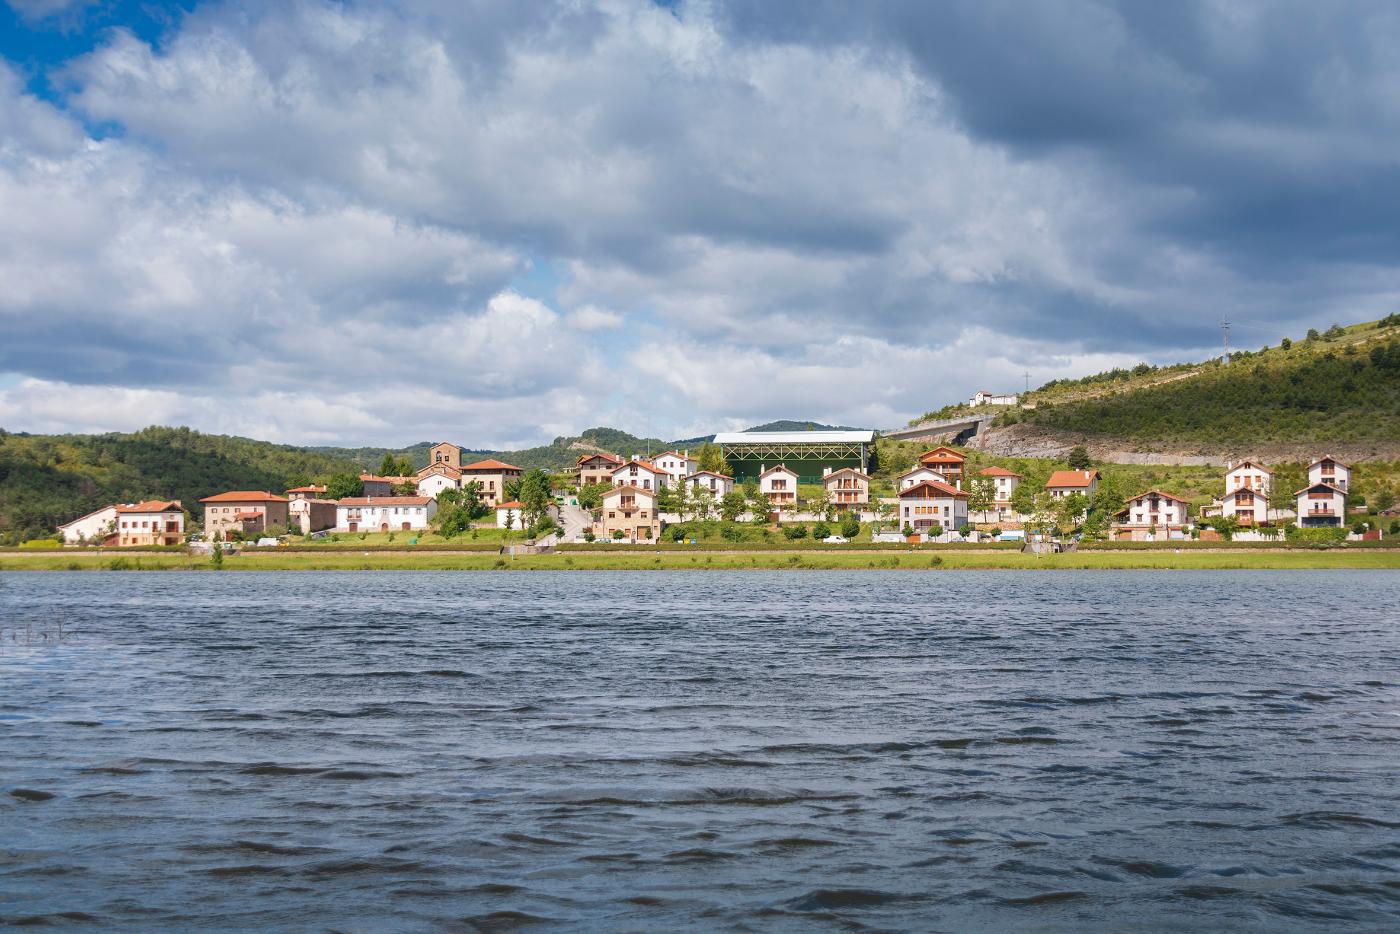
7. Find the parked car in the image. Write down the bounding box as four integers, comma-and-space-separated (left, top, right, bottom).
822, 535, 849, 544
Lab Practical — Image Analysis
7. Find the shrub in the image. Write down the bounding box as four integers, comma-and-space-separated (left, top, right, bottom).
612, 530, 624, 540
783, 524, 808, 540
812, 521, 831, 540
839, 517, 861, 539
19, 539, 61, 549
902, 523, 915, 537
670, 525, 686, 542
1390, 521, 1400, 535
582, 529, 595, 542
720, 524, 744, 542
1280, 337, 1292, 349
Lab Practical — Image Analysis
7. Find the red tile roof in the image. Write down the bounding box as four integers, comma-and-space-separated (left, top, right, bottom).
285, 485, 328, 494
919, 446, 965, 462
1045, 470, 1099, 489
495, 500, 524, 509
688, 471, 734, 480
116, 499, 182, 514
898, 479, 967, 499
199, 491, 289, 503
1293, 482, 1346, 496
461, 459, 523, 472
612, 459, 662, 474
823, 467, 870, 481
1228, 460, 1273, 475
577, 452, 623, 466
1127, 489, 1190, 504
978, 466, 1021, 478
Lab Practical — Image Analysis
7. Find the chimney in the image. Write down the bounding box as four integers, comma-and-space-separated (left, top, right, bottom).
823, 467, 832, 477
760, 463, 766, 473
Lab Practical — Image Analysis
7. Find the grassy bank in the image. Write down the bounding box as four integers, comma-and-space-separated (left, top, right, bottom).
5, 550, 1400, 572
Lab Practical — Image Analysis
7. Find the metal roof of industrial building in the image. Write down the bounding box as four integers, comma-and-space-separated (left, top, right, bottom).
711, 430, 875, 444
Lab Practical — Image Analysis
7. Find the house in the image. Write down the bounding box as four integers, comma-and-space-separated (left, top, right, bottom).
115, 500, 185, 547
286, 485, 328, 501
969, 390, 1019, 406
822, 467, 870, 507
416, 463, 462, 500
577, 452, 624, 487
288, 497, 337, 535
758, 464, 799, 507
1220, 487, 1270, 526
200, 491, 290, 541
495, 500, 560, 530
1225, 460, 1272, 497
611, 459, 666, 491
359, 473, 414, 497
459, 459, 524, 507
978, 466, 1022, 522
682, 471, 735, 497
1307, 456, 1350, 492
652, 451, 697, 485
57, 505, 120, 545
335, 496, 436, 532
1045, 469, 1099, 500
897, 466, 947, 490
896, 479, 968, 538
1112, 490, 1191, 541
1295, 483, 1347, 528
596, 485, 660, 542
426, 442, 462, 470
917, 447, 965, 484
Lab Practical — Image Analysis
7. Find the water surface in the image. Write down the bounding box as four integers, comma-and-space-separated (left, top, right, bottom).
2, 570, 1399, 931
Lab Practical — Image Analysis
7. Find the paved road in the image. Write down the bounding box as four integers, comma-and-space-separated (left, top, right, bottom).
558, 503, 594, 542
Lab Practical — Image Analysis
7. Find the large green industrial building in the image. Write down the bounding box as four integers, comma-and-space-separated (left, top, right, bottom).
712, 430, 875, 483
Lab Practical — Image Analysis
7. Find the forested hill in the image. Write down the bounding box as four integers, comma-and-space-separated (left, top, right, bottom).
0, 427, 362, 541
1008, 318, 1400, 447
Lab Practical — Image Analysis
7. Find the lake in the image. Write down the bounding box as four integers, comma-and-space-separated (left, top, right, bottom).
2, 570, 1399, 931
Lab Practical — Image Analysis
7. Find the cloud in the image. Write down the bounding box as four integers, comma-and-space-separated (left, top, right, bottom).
2, 1, 1398, 446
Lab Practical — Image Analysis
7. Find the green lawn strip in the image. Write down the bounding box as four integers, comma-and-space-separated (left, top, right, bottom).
5, 550, 1400, 571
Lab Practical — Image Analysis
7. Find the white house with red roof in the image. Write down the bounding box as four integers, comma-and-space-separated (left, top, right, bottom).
1225, 460, 1272, 497
416, 463, 463, 500
896, 478, 968, 538
596, 485, 660, 541
200, 491, 290, 541
1295, 481, 1347, 528
1220, 487, 1270, 526
115, 500, 185, 547
335, 496, 436, 532
577, 452, 624, 487
611, 459, 666, 491
1306, 455, 1350, 492
758, 464, 799, 506
977, 465, 1022, 522
682, 471, 735, 497
652, 451, 697, 484
897, 465, 947, 490
496, 500, 559, 529
1113, 490, 1191, 541
822, 467, 870, 507
57, 504, 120, 545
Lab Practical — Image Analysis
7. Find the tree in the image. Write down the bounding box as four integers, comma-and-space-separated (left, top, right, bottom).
577, 481, 610, 511
813, 521, 831, 540
379, 453, 413, 477
460, 481, 488, 519
720, 491, 747, 522
1066, 446, 1092, 470
1009, 481, 1036, 519
326, 473, 364, 500
840, 515, 861, 539
1371, 485, 1395, 513
783, 523, 807, 540
966, 477, 995, 520
1056, 492, 1088, 532
392, 480, 418, 496
692, 487, 717, 522
672, 481, 691, 522
697, 442, 731, 476
517, 469, 554, 529
808, 489, 832, 522
1306, 328, 1321, 341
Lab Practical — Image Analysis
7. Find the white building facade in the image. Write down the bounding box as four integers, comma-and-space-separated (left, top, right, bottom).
896, 480, 968, 537
335, 497, 436, 532
57, 505, 119, 544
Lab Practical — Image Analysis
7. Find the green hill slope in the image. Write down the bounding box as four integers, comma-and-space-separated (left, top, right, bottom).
1009, 318, 1400, 446
0, 426, 364, 542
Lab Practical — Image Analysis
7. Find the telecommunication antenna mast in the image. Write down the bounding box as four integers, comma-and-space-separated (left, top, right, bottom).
1022, 369, 1031, 394
1221, 316, 1232, 364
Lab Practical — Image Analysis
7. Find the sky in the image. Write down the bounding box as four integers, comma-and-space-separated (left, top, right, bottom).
3, 0, 1399, 449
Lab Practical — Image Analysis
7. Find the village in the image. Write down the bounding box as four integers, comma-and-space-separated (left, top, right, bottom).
51, 425, 1385, 550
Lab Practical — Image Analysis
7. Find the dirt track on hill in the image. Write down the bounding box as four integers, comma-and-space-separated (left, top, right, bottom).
969, 423, 1400, 465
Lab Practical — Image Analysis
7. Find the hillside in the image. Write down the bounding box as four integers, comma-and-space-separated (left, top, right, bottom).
992, 317, 1400, 455
0, 426, 362, 542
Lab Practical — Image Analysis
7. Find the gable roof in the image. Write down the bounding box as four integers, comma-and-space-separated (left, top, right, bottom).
116, 499, 182, 514
759, 464, 799, 478
1045, 470, 1099, 489
1307, 455, 1349, 470
1126, 489, 1190, 504
495, 500, 524, 509
461, 459, 523, 472
978, 466, 1022, 478
898, 479, 967, 499
57, 504, 120, 529
577, 452, 623, 466
897, 465, 945, 480
611, 459, 662, 474
200, 491, 289, 504
918, 446, 965, 463
416, 463, 462, 478
286, 485, 327, 494
687, 470, 734, 480
1227, 459, 1273, 475
822, 467, 870, 481
654, 450, 692, 461
604, 484, 655, 499
1294, 482, 1347, 496
1229, 487, 1270, 501
359, 473, 414, 483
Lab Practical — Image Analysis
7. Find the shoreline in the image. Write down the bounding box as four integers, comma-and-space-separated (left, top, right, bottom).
4, 550, 1400, 571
